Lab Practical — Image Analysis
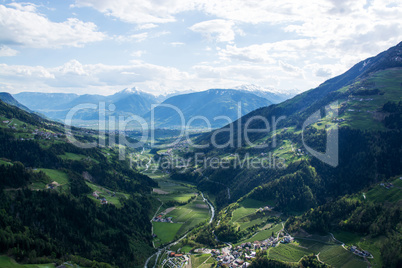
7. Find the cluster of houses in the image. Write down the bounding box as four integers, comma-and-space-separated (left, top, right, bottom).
153, 214, 174, 223
350, 246, 372, 258
210, 235, 294, 267
32, 129, 62, 139
256, 206, 273, 213
332, 117, 346, 122
211, 246, 251, 268
380, 182, 394, 189
92, 192, 108, 204
172, 141, 190, 153
349, 97, 374, 102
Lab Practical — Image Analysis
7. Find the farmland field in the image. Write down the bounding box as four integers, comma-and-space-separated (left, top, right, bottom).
235, 223, 283, 245
166, 195, 210, 236
190, 254, 213, 267
152, 222, 183, 247
158, 193, 197, 203
268, 243, 311, 262
294, 236, 367, 268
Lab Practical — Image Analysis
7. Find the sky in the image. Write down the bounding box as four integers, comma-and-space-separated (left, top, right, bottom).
0, 0, 401, 96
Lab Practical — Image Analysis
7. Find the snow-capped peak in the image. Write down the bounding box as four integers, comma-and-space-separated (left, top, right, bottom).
119, 87, 141, 95
234, 84, 266, 92
234, 84, 300, 96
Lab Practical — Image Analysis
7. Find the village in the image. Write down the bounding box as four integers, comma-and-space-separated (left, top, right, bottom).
165, 232, 295, 268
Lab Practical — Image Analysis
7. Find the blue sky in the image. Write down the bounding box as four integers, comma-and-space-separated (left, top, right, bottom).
0, 0, 401, 96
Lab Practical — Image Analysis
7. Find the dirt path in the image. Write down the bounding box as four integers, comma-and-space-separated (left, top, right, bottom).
316, 252, 324, 264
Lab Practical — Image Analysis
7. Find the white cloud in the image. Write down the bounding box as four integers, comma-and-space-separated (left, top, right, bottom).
136, 23, 158, 30
170, 42, 185, 47
189, 19, 236, 43
0, 45, 19, 57
0, 4, 105, 48
218, 45, 276, 63
279, 61, 304, 78
0, 63, 55, 79
115, 32, 149, 42
0, 60, 192, 95
131, 50, 146, 57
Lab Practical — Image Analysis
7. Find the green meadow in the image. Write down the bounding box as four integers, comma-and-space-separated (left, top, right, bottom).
152, 222, 183, 247
0, 256, 55, 268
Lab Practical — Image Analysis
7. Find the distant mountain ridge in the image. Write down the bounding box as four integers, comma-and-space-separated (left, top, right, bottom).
14, 88, 159, 122
146, 88, 273, 128
13, 87, 285, 128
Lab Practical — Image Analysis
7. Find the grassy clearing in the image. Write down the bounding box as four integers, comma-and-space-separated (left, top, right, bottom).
153, 222, 183, 247
37, 169, 69, 185
0, 256, 55, 268
231, 198, 272, 223
181, 245, 193, 253
58, 152, 86, 161
332, 231, 361, 245
85, 182, 129, 208
0, 159, 12, 166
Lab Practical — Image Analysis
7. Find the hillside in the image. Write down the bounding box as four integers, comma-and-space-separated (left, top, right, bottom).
156, 43, 402, 267
146, 88, 272, 129
182, 42, 402, 207
0, 92, 31, 112
0, 99, 158, 267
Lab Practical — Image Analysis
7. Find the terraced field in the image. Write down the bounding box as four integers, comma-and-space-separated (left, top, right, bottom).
293, 236, 367, 268
268, 243, 311, 262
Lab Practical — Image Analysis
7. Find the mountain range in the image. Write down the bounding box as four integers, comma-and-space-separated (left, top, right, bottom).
145, 88, 273, 129
13, 86, 290, 129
